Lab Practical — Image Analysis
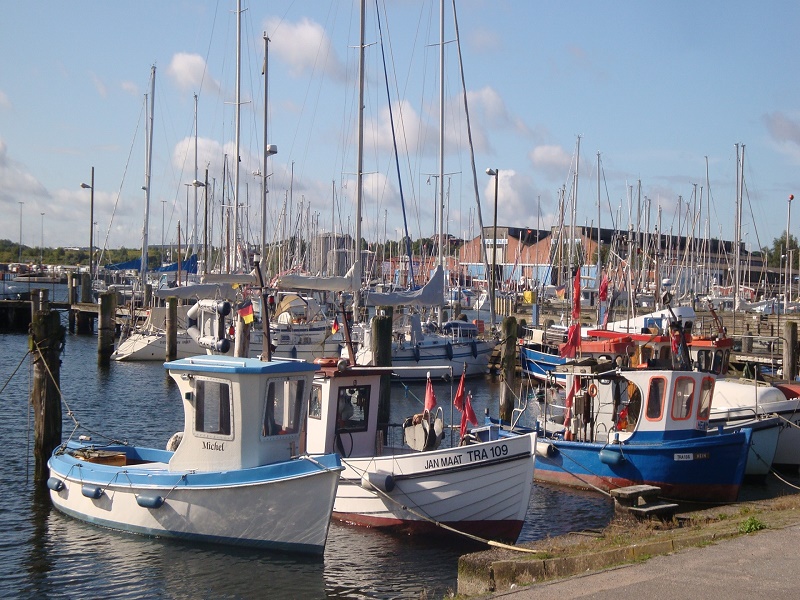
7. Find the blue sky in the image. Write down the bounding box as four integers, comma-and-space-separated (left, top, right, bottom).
1, 0, 799, 260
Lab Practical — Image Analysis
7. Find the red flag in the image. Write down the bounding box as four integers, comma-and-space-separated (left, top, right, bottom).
598, 272, 608, 302
424, 374, 437, 411
453, 369, 466, 411
571, 269, 581, 320
560, 323, 582, 358
459, 391, 479, 438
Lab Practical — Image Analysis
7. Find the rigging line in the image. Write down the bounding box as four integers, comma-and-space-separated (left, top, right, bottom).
340, 456, 543, 554
0, 349, 31, 395
375, 0, 415, 284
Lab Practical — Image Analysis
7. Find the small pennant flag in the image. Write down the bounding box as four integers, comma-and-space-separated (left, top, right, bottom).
238, 300, 254, 324
424, 373, 437, 411
459, 391, 479, 438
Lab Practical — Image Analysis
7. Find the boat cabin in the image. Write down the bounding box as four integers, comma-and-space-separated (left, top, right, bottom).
165, 355, 320, 472
305, 364, 393, 457
552, 364, 714, 444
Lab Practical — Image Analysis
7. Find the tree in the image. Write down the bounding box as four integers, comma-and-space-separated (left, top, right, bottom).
762, 232, 798, 268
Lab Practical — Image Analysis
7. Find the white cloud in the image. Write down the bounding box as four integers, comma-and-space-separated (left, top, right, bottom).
120, 81, 139, 96
529, 144, 572, 180
90, 72, 107, 98
265, 17, 346, 82
166, 53, 220, 95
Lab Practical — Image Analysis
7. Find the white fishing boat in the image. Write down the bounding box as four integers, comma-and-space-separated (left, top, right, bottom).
305, 362, 536, 542
48, 355, 343, 553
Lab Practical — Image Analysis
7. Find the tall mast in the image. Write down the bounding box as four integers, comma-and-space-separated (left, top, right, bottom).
141, 64, 156, 289
353, 0, 365, 321
437, 0, 445, 325
261, 33, 273, 271
233, 0, 243, 272
193, 93, 199, 255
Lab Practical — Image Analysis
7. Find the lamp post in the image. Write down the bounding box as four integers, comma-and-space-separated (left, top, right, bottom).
485, 168, 499, 330
18, 201, 24, 264
40, 212, 44, 267
81, 167, 95, 279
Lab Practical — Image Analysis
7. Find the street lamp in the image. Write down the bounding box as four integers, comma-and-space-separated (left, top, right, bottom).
486, 168, 499, 330
81, 167, 95, 279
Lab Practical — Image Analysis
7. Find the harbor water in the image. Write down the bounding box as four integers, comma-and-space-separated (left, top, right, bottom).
0, 288, 617, 598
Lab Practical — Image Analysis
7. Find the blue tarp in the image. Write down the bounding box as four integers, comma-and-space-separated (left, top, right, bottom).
156, 254, 197, 273
103, 254, 198, 273
103, 257, 141, 271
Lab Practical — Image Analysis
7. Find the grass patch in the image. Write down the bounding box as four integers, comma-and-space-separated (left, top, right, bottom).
738, 516, 766, 534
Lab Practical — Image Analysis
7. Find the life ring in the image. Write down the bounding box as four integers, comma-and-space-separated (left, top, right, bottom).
587, 383, 598, 397
314, 357, 339, 368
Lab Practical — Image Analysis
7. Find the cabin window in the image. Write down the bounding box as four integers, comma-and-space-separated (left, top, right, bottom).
309, 384, 322, 420
194, 379, 232, 437
336, 384, 370, 433
697, 377, 714, 420
645, 377, 666, 421
712, 350, 724, 375
262, 378, 305, 437
671, 377, 695, 420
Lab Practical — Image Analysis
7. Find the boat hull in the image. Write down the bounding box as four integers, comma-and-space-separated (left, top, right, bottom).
48, 445, 342, 554
519, 345, 565, 384
384, 339, 495, 380
112, 330, 203, 361
534, 430, 751, 503
332, 433, 535, 543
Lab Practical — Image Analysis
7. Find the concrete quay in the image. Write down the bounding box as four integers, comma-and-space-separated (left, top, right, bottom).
458, 491, 800, 599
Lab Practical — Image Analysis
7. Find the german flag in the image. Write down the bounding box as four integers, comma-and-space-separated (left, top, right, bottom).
238, 300, 254, 324
331, 316, 340, 334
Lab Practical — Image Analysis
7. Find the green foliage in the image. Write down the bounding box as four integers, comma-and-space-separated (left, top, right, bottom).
762, 232, 798, 267
738, 516, 766, 534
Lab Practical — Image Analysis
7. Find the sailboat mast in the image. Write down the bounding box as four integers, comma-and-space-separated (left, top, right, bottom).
193, 93, 199, 255
437, 0, 445, 326
353, 0, 365, 321
141, 64, 156, 289
233, 0, 242, 272
261, 33, 271, 270
451, 0, 492, 312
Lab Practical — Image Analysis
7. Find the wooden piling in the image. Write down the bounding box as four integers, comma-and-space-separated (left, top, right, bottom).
67, 273, 76, 333
234, 320, 251, 357
165, 296, 178, 362
30, 305, 65, 483
783, 321, 797, 381
80, 272, 92, 303
373, 306, 394, 445
499, 316, 518, 422
97, 292, 117, 364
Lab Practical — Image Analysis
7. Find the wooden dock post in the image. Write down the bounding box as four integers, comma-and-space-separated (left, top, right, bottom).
67, 273, 77, 333
80, 272, 92, 303
373, 306, 393, 444
30, 303, 66, 483
499, 316, 518, 422
783, 321, 797, 381
97, 292, 117, 364
165, 296, 178, 362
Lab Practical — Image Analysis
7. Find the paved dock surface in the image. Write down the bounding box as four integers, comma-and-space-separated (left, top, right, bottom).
493, 524, 799, 600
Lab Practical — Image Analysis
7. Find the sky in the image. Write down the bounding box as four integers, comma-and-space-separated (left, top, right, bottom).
1, 0, 799, 261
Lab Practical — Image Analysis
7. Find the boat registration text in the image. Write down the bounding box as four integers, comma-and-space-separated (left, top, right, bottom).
424, 444, 509, 470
